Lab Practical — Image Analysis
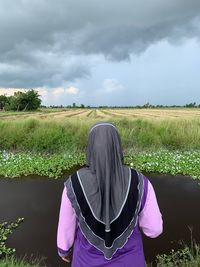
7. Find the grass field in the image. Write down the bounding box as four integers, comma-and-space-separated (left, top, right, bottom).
0, 108, 200, 179
1, 108, 200, 152
1, 107, 200, 120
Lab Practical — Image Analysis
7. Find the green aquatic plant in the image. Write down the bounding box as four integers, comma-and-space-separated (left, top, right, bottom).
125, 149, 200, 179
147, 229, 200, 267
0, 218, 24, 258
0, 150, 85, 179
153, 243, 200, 267
0, 149, 200, 179
0, 255, 46, 267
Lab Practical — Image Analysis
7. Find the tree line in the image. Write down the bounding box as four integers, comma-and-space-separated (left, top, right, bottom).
0, 90, 41, 111
44, 102, 200, 109
0, 89, 199, 111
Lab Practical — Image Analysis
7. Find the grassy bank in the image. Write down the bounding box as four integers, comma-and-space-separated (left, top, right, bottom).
0, 116, 200, 179
0, 117, 200, 153
148, 245, 200, 266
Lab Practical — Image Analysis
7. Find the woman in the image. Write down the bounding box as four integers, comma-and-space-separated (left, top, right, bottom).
57, 122, 163, 267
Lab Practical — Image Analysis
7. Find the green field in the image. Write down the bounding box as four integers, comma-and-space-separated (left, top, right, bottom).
1, 108, 200, 152
0, 108, 200, 179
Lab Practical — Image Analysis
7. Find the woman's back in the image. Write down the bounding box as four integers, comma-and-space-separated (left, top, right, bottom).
72, 222, 145, 267
57, 168, 162, 267
57, 122, 163, 266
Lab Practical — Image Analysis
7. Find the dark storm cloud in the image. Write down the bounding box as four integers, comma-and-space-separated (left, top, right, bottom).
0, 0, 200, 87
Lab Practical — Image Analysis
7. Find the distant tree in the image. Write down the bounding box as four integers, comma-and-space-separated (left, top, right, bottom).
4, 95, 18, 111
99, 105, 108, 108
4, 89, 41, 111
185, 102, 197, 108
80, 104, 85, 108
72, 102, 76, 108
0, 95, 9, 110
17, 90, 41, 111
22, 89, 41, 111
143, 102, 150, 108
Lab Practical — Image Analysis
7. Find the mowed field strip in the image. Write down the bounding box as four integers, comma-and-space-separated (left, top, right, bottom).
1, 108, 200, 121
0, 109, 86, 120
103, 108, 200, 119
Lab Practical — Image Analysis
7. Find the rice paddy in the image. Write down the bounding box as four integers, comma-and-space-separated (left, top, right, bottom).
1, 107, 200, 120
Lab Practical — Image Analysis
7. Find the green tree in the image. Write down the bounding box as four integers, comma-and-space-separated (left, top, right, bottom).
0, 95, 9, 110
185, 102, 196, 108
23, 89, 41, 111
4, 89, 41, 111
4, 95, 18, 111
143, 102, 150, 108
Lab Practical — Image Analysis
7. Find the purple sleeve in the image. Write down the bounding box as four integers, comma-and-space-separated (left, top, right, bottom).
57, 186, 77, 257
139, 177, 163, 238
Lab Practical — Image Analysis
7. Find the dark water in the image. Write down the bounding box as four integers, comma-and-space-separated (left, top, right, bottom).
0, 172, 200, 266
143, 173, 200, 263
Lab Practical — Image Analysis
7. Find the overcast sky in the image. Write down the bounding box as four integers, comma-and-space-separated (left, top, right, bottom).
0, 0, 200, 106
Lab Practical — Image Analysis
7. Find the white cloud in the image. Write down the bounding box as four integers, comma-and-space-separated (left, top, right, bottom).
0, 88, 28, 96
36, 88, 48, 97
52, 87, 65, 97
66, 86, 79, 95
34, 87, 49, 104
96, 79, 125, 95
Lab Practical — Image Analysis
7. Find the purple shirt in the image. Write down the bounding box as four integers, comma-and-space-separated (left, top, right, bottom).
57, 176, 163, 266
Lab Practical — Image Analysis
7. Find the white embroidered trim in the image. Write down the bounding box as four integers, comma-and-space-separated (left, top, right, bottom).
76, 171, 105, 224
89, 122, 117, 133
110, 167, 131, 223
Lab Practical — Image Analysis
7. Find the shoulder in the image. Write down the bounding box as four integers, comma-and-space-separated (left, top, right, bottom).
129, 167, 148, 185
68, 167, 92, 181
77, 166, 92, 177
135, 172, 149, 199
64, 167, 87, 186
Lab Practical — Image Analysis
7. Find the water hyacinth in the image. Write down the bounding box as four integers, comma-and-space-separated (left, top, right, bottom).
0, 217, 24, 258
0, 149, 200, 179
125, 149, 200, 179
0, 150, 85, 179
